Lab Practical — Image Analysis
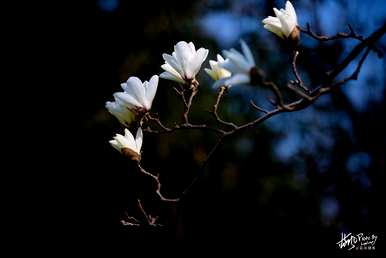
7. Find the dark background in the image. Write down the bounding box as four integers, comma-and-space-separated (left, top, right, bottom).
22, 0, 386, 256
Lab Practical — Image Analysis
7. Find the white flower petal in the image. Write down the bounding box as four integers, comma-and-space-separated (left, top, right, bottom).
264, 24, 285, 39
174, 41, 193, 78
229, 48, 243, 57
285, 1, 297, 25
124, 77, 147, 108
212, 78, 229, 89
120, 82, 127, 91
109, 139, 121, 152
135, 128, 143, 153
123, 128, 138, 153
225, 73, 250, 86
160, 71, 185, 84
262, 16, 282, 28
224, 50, 250, 72
114, 134, 129, 149
188, 42, 196, 53
205, 68, 216, 80
123, 128, 131, 138
286, 16, 297, 34
220, 69, 231, 78
209, 60, 217, 70
216, 54, 225, 62
189, 48, 208, 78
206, 54, 231, 81
240, 40, 255, 66
162, 53, 183, 76
278, 13, 293, 36
114, 92, 142, 109
144, 75, 158, 110
106, 101, 135, 126
220, 57, 244, 74
105, 101, 117, 113
273, 7, 283, 18
161, 63, 183, 80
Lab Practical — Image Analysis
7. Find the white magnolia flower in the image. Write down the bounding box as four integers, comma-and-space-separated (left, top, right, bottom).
105, 97, 136, 127
205, 54, 231, 81
220, 40, 256, 86
110, 128, 143, 157
262, 1, 298, 39
113, 75, 158, 112
160, 41, 209, 84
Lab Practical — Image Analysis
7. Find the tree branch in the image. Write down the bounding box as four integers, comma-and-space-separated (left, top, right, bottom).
120, 212, 141, 227
143, 23, 385, 204
137, 199, 162, 226
325, 22, 386, 82
262, 80, 287, 109
118, 23, 386, 227
138, 163, 180, 202
300, 23, 383, 57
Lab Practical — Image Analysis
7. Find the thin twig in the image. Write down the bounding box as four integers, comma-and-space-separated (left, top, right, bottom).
174, 80, 199, 124
250, 67, 287, 109
183, 87, 197, 124
144, 114, 224, 135
137, 199, 162, 226
120, 212, 141, 227
144, 80, 226, 135
138, 163, 180, 202
300, 23, 383, 57
146, 114, 172, 132
212, 86, 238, 129
262, 80, 287, 109
250, 100, 269, 114
177, 135, 226, 201
291, 50, 309, 92
287, 83, 313, 101
173, 86, 188, 106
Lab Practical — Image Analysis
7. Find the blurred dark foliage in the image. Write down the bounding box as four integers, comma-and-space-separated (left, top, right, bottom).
26, 0, 386, 256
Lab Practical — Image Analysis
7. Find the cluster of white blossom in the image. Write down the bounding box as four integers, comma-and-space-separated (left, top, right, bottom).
105, 1, 299, 160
